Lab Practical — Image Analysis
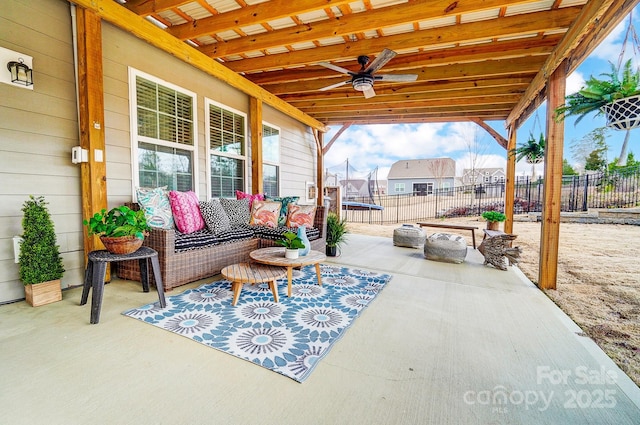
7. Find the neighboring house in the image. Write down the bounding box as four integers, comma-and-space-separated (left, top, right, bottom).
339, 178, 368, 199
0, 1, 320, 304
461, 168, 506, 186
387, 158, 456, 196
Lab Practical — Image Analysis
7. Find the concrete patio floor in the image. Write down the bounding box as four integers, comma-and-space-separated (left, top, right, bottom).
1, 233, 639, 424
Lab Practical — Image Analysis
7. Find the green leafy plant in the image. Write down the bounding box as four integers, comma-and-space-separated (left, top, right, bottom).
326, 212, 348, 248
510, 132, 545, 163
83, 205, 149, 240
481, 211, 506, 223
19, 195, 65, 285
555, 59, 640, 124
276, 231, 306, 249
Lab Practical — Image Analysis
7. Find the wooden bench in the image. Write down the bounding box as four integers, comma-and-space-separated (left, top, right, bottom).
417, 222, 479, 249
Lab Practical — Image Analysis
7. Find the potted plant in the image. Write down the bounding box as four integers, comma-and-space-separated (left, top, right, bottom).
276, 230, 306, 259
510, 132, 545, 164
481, 210, 506, 231
83, 205, 149, 254
326, 212, 348, 256
555, 59, 640, 130
19, 195, 65, 306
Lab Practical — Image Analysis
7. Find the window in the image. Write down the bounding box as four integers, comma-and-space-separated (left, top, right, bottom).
206, 100, 247, 198
263, 123, 280, 197
131, 70, 196, 192
395, 183, 405, 193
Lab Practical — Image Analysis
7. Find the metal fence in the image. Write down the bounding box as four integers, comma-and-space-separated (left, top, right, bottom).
342, 166, 640, 224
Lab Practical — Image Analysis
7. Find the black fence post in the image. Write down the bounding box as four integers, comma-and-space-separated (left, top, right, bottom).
582, 174, 589, 211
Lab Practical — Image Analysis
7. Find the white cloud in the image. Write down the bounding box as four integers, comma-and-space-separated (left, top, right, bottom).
565, 71, 586, 95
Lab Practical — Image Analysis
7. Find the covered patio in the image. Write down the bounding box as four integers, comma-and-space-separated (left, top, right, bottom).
2, 233, 639, 424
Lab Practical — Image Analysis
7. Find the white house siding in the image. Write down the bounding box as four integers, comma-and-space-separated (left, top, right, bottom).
0, 1, 318, 303
263, 105, 316, 203
0, 0, 83, 303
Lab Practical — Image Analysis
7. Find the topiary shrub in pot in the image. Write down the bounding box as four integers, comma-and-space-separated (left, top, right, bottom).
19, 195, 65, 306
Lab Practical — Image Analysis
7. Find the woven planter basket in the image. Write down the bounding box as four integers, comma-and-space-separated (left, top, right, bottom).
100, 235, 143, 255
525, 154, 543, 164
601, 95, 640, 130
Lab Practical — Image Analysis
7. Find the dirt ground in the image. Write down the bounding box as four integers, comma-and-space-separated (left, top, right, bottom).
347, 218, 640, 388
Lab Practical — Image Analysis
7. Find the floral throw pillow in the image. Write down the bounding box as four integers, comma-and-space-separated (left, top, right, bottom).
235, 190, 265, 209
168, 190, 205, 234
136, 186, 174, 229
249, 200, 281, 228
286, 204, 316, 228
199, 199, 231, 234
266, 195, 300, 226
219, 197, 251, 226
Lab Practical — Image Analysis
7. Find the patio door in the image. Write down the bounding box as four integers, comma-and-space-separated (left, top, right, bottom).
413, 183, 432, 196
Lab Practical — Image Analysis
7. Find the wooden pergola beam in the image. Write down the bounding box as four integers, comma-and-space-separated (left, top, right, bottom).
470, 118, 508, 150
504, 125, 517, 235
538, 61, 567, 290
70, 0, 327, 132
323, 123, 352, 155
250, 97, 264, 195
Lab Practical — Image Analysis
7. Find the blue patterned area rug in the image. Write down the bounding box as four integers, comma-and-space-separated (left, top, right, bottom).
123, 264, 392, 383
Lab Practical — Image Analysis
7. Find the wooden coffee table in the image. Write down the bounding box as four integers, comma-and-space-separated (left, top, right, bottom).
250, 247, 326, 297
221, 262, 287, 306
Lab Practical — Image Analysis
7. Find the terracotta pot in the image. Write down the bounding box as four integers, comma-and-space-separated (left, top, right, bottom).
100, 235, 143, 255
486, 221, 500, 231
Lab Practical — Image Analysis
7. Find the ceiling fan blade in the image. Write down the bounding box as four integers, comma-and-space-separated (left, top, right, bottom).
318, 80, 351, 91
318, 62, 354, 75
376, 74, 418, 82
363, 86, 376, 99
364, 48, 397, 74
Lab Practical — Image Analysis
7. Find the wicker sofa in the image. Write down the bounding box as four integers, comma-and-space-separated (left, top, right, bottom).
117, 205, 327, 291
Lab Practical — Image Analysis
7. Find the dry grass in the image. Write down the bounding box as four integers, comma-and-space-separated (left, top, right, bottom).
347, 218, 640, 387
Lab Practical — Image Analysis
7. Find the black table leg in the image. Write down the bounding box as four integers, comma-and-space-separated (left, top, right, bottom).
150, 256, 166, 308
90, 262, 107, 324
80, 261, 93, 306
139, 258, 150, 293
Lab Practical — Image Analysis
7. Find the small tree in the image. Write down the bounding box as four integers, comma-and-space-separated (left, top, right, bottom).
19, 195, 65, 285
562, 159, 578, 175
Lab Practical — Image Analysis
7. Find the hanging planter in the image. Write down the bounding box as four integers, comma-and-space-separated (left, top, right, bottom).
510, 132, 545, 164
601, 94, 640, 130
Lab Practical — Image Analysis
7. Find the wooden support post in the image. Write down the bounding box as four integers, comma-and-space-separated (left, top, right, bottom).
316, 131, 324, 206
538, 60, 567, 290
77, 8, 107, 263
504, 125, 516, 234
250, 97, 263, 194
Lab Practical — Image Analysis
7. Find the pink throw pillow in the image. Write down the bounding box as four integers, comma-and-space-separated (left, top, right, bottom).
168, 191, 205, 234
249, 200, 281, 228
236, 190, 265, 209
286, 204, 316, 228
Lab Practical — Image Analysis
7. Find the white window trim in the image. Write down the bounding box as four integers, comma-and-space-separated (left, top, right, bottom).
395, 182, 405, 193
128, 67, 199, 198
262, 120, 281, 196
204, 97, 248, 199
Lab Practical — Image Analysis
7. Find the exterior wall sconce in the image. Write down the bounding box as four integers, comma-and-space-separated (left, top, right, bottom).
7, 58, 33, 86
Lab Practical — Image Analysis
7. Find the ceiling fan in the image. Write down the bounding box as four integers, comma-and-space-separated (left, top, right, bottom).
317, 48, 418, 98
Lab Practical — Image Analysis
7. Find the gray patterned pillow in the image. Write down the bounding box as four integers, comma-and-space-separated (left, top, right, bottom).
219, 197, 251, 226
199, 200, 231, 234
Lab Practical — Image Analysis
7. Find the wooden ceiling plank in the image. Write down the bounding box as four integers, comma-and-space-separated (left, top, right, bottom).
202, 0, 539, 57
299, 94, 522, 112
166, 0, 354, 40
265, 56, 546, 94
321, 113, 509, 125
289, 86, 527, 108
281, 77, 533, 102
71, 0, 327, 132
247, 37, 559, 85
224, 7, 580, 73
126, 0, 193, 16
506, 0, 637, 127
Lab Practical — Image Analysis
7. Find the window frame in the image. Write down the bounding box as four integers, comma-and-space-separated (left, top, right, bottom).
204, 98, 248, 199
262, 121, 281, 197
128, 68, 198, 197
395, 182, 405, 193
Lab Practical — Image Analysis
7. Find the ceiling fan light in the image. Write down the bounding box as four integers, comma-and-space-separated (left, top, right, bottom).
352, 75, 374, 92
